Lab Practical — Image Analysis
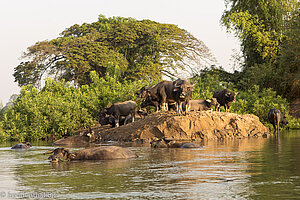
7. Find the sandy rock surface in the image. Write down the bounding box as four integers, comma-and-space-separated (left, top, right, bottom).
96, 111, 269, 142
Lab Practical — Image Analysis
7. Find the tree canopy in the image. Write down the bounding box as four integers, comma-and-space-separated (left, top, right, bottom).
221, 0, 299, 99
14, 15, 215, 88
221, 0, 298, 66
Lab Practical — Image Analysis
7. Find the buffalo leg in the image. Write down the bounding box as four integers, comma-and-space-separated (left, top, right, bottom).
225, 105, 228, 112
276, 120, 280, 135
272, 124, 276, 134
216, 104, 220, 112
124, 115, 130, 125
132, 111, 135, 122
115, 115, 120, 127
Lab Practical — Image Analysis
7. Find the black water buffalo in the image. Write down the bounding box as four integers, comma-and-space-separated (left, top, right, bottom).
11, 142, 32, 149
99, 115, 133, 127
137, 79, 193, 114
135, 86, 151, 99
187, 98, 219, 111
44, 146, 137, 162
150, 138, 200, 148
102, 100, 136, 127
268, 108, 288, 134
140, 96, 176, 112
53, 130, 98, 146
213, 89, 238, 112
140, 96, 160, 112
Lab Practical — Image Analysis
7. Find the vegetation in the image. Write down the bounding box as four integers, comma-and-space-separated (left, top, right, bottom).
0, 71, 147, 142
221, 0, 299, 99
191, 66, 300, 130
13, 15, 214, 88
0, 7, 299, 142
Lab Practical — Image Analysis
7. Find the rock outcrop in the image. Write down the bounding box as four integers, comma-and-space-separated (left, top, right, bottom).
98, 111, 269, 142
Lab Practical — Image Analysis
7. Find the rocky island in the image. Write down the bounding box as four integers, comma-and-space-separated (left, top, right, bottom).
54, 111, 270, 146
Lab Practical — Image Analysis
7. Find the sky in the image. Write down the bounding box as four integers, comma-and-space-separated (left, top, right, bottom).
0, 0, 240, 105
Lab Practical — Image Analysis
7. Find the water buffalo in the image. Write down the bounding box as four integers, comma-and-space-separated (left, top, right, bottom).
99, 115, 132, 127
44, 146, 138, 162
102, 100, 136, 127
135, 86, 151, 99
11, 142, 32, 149
213, 89, 238, 112
268, 108, 288, 134
53, 130, 98, 146
140, 96, 160, 112
140, 96, 176, 112
150, 138, 200, 148
137, 79, 193, 114
187, 98, 219, 111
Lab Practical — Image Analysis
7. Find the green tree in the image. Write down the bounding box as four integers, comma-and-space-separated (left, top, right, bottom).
221, 0, 299, 98
14, 15, 214, 88
278, 10, 300, 98
221, 0, 297, 66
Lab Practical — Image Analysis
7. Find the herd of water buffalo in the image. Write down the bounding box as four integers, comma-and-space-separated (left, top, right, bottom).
10, 79, 288, 162
98, 78, 288, 134
99, 78, 238, 128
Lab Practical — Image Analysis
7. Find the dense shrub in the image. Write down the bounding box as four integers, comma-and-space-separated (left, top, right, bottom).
0, 71, 148, 141
192, 72, 299, 130
0, 67, 298, 142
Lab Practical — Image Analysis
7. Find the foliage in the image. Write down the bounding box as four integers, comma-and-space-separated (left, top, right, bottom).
14, 15, 215, 88
278, 10, 300, 99
192, 69, 299, 129
223, 10, 281, 64
231, 85, 300, 129
191, 66, 234, 99
0, 71, 148, 142
221, 0, 299, 99
221, 0, 297, 66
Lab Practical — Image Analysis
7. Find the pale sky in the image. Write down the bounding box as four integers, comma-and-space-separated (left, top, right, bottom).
0, 0, 240, 105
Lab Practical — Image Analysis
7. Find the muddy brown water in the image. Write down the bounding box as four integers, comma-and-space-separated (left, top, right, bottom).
0, 130, 300, 199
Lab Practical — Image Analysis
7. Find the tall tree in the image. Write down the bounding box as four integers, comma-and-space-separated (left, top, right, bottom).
279, 10, 300, 98
221, 0, 298, 67
14, 15, 215, 88
221, 0, 299, 98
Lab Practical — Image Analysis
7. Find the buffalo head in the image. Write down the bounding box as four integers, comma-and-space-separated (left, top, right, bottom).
135, 86, 149, 98
225, 92, 238, 102
44, 148, 74, 162
205, 98, 219, 107
11, 142, 32, 149
173, 79, 194, 98
150, 138, 169, 148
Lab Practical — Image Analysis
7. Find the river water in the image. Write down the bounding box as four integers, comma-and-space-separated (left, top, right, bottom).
0, 130, 300, 199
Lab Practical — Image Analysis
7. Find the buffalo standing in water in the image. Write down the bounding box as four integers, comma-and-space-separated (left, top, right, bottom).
44, 146, 137, 162
268, 108, 288, 135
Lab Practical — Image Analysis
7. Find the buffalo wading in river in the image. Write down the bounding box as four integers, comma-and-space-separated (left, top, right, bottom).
44, 146, 138, 162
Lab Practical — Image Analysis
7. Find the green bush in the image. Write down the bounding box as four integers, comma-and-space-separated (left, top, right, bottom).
191, 71, 229, 100
0, 71, 148, 142
230, 85, 290, 126
1, 80, 94, 141
192, 72, 299, 129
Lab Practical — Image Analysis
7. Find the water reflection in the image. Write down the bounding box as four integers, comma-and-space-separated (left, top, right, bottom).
0, 131, 299, 199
